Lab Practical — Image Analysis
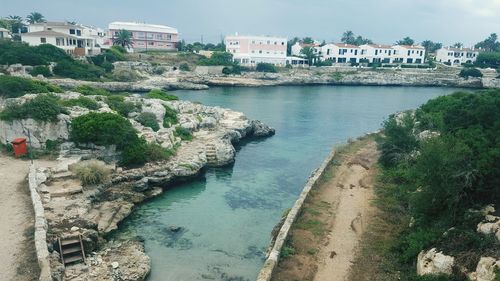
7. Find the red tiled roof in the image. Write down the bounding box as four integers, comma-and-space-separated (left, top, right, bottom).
366, 44, 393, 49
397, 45, 425, 49
333, 43, 360, 48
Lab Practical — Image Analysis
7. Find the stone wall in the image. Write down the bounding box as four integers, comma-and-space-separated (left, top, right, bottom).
0, 117, 70, 148
28, 164, 51, 281
256, 148, 337, 281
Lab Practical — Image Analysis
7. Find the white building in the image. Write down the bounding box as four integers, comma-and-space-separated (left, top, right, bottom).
291, 42, 321, 57
225, 34, 288, 66
392, 45, 426, 64
358, 44, 396, 63
321, 43, 361, 63
22, 22, 101, 56
0, 28, 12, 40
436, 47, 479, 66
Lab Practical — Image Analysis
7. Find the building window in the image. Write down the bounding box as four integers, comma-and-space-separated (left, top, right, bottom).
40, 37, 46, 43
282, 42, 285, 45
148, 42, 154, 46
167, 34, 172, 41
259, 50, 262, 54
407, 50, 411, 56
69, 29, 75, 35
76, 30, 81, 36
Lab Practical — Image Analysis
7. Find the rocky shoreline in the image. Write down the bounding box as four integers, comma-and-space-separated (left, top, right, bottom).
40, 66, 500, 92
2, 93, 274, 280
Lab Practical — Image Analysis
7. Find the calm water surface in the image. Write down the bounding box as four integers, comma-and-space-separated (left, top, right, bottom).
116, 86, 459, 281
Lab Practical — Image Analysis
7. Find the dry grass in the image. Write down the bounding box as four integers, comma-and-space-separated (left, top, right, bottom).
72, 160, 112, 186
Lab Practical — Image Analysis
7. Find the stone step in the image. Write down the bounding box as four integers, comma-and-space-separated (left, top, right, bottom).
51, 171, 73, 179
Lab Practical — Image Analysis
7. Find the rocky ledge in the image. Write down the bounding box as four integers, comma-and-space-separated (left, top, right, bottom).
3, 92, 274, 280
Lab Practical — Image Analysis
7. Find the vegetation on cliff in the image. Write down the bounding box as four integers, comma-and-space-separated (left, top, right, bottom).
0, 75, 62, 98
0, 94, 68, 121
352, 89, 500, 281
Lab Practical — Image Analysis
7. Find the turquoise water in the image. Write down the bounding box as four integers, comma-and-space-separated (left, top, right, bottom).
116, 86, 459, 281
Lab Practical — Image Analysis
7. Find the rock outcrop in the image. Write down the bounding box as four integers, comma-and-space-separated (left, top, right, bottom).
476, 205, 500, 242
469, 257, 500, 281
417, 248, 455, 276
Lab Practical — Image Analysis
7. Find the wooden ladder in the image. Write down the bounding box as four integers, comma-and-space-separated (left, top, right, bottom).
58, 235, 86, 266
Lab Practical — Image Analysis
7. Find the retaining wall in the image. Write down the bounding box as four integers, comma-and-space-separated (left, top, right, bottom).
28, 164, 51, 281
256, 148, 337, 281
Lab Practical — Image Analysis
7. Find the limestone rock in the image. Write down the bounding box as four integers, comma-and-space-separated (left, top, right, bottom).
469, 257, 500, 281
250, 120, 276, 137
417, 248, 454, 276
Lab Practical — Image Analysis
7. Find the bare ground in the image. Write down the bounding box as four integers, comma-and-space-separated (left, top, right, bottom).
272, 136, 379, 281
0, 155, 55, 281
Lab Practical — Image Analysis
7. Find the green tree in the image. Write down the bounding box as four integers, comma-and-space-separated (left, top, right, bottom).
475, 33, 500, 52
112, 29, 133, 49
26, 12, 45, 24
300, 46, 318, 66
302, 37, 314, 44
421, 40, 442, 54
341, 31, 355, 44
287, 37, 300, 55
452, 42, 463, 48
7, 15, 24, 35
396, 37, 415, 45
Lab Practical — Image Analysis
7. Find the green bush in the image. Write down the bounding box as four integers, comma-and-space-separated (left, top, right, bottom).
197, 51, 233, 66
256, 63, 277, 73
179, 63, 190, 71
73, 160, 111, 186
0, 40, 70, 65
120, 140, 175, 167
0, 94, 68, 122
106, 95, 141, 117
163, 105, 178, 127
0, 76, 62, 98
59, 97, 100, 110
111, 69, 141, 82
459, 68, 483, 78
475, 52, 500, 69
146, 89, 178, 101
70, 112, 139, 149
53, 59, 105, 81
314, 60, 333, 67
174, 126, 193, 141
74, 85, 111, 96
136, 112, 160, 131
29, 66, 52, 77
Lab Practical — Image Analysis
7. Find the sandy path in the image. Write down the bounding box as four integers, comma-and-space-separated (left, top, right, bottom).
314, 141, 379, 281
0, 155, 55, 281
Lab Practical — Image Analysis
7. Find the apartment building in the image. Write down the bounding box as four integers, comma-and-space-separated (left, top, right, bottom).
392, 45, 426, 64
321, 43, 361, 63
225, 34, 288, 66
358, 44, 396, 63
106, 21, 179, 51
21, 21, 101, 56
436, 47, 480, 66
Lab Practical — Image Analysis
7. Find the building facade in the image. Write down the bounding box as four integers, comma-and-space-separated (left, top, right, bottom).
436, 47, 479, 66
21, 22, 101, 56
106, 22, 178, 52
225, 34, 288, 66
321, 43, 361, 63
358, 44, 397, 63
0, 28, 12, 39
392, 45, 426, 64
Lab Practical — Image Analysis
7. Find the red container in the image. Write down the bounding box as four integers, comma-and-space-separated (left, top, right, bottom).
11, 138, 27, 158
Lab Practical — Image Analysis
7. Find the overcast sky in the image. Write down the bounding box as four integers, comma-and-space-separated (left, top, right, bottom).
2, 0, 500, 46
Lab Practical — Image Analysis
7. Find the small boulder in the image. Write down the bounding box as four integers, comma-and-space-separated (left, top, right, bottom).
417, 248, 454, 276
468, 257, 500, 281
111, 261, 119, 269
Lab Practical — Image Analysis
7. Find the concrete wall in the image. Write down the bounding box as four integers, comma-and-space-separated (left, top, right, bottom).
28, 164, 52, 281
256, 148, 337, 281
194, 66, 225, 75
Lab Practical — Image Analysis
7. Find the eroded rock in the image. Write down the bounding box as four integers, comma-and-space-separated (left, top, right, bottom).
469, 257, 500, 281
417, 248, 454, 276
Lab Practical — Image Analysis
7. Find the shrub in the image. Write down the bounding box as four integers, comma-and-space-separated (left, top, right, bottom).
459, 68, 483, 78
136, 112, 160, 131
256, 63, 277, 73
29, 66, 52, 77
146, 89, 178, 101
475, 52, 500, 69
74, 85, 111, 96
163, 105, 178, 127
111, 69, 140, 82
174, 126, 193, 141
70, 112, 139, 149
0, 76, 62, 98
73, 160, 111, 186
59, 97, 100, 110
0, 41, 71, 66
120, 140, 148, 167
106, 95, 140, 117
143, 142, 176, 162
0, 94, 68, 122
314, 60, 333, 67
179, 63, 190, 71
53, 59, 105, 81
197, 51, 233, 66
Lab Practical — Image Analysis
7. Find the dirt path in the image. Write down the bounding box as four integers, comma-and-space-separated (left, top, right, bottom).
313, 140, 379, 281
0, 155, 55, 281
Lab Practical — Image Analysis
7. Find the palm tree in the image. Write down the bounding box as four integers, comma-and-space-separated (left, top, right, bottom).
341, 30, 355, 44
112, 29, 133, 49
7, 15, 24, 34
26, 12, 45, 24
300, 46, 318, 66
452, 42, 463, 48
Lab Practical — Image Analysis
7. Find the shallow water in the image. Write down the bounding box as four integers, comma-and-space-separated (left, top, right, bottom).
116, 86, 460, 281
